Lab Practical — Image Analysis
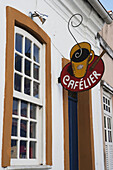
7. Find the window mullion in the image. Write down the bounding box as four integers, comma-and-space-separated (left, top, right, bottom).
17, 100, 21, 159
31, 42, 33, 97
22, 36, 25, 94
27, 103, 30, 159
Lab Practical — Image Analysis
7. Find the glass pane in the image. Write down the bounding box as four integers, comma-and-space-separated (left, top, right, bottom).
25, 38, 31, 58
30, 122, 36, 138
104, 104, 105, 110
11, 140, 17, 158
12, 98, 18, 115
103, 96, 105, 103
109, 107, 110, 113
29, 141, 36, 159
11, 118, 18, 136
106, 106, 108, 111
107, 118, 109, 128
21, 100, 28, 117
107, 118, 111, 129
105, 130, 107, 142
108, 100, 110, 106
33, 82, 39, 98
15, 54, 22, 72
109, 119, 111, 129
108, 131, 111, 142
15, 33, 23, 53
14, 73, 22, 92
20, 141, 27, 158
24, 78, 31, 95
33, 44, 39, 63
20, 120, 27, 137
110, 131, 112, 142
30, 104, 36, 119
104, 116, 106, 128
106, 98, 107, 104
33, 64, 39, 80
25, 59, 31, 77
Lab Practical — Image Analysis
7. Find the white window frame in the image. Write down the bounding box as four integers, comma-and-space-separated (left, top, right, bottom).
103, 90, 113, 170
11, 26, 46, 166
14, 27, 43, 105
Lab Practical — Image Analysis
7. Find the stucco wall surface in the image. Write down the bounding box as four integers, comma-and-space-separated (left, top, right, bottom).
100, 23, 113, 87
0, 0, 106, 170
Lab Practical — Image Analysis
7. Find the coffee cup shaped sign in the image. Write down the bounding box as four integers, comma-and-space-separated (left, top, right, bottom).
60, 42, 105, 92
70, 42, 94, 78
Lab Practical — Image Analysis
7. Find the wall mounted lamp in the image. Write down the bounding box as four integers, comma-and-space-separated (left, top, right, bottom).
29, 11, 48, 24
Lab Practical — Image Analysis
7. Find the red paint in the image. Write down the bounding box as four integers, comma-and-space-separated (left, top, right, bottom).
60, 56, 104, 92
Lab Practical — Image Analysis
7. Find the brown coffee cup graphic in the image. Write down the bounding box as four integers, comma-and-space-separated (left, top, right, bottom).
70, 42, 94, 78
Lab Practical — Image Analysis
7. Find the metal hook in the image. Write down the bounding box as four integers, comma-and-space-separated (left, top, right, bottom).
68, 13, 83, 47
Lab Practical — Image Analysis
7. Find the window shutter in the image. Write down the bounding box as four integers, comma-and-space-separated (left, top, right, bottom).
105, 144, 109, 170
109, 145, 113, 169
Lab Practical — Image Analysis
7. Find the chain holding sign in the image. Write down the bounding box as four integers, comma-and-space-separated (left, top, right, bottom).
59, 14, 105, 92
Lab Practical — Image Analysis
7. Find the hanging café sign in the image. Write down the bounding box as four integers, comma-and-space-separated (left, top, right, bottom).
60, 42, 105, 92
59, 14, 105, 92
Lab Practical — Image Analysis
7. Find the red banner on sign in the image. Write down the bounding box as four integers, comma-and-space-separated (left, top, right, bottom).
60, 56, 104, 92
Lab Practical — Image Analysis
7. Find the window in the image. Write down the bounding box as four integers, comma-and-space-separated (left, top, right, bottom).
103, 92, 113, 170
2, 7, 52, 168
11, 27, 44, 165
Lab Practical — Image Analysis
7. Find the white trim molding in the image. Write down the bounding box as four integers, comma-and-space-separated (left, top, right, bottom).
97, 33, 113, 60
87, 0, 112, 24
101, 80, 113, 95
6, 165, 52, 170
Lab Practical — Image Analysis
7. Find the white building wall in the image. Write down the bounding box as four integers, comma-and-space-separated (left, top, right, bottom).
92, 84, 105, 170
0, 0, 106, 170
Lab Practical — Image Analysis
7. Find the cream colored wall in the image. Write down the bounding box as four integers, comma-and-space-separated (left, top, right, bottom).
101, 23, 113, 50
100, 22, 113, 87
99, 20, 113, 170
102, 53, 113, 87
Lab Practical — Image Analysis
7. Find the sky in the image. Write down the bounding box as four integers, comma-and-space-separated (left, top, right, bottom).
99, 0, 113, 11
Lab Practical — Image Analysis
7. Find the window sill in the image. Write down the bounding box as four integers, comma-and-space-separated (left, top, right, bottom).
6, 165, 52, 170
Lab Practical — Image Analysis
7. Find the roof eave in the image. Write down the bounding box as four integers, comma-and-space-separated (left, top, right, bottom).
87, 0, 112, 24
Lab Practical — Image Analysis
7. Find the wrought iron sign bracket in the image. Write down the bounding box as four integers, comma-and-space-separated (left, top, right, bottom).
58, 77, 61, 84
58, 13, 106, 92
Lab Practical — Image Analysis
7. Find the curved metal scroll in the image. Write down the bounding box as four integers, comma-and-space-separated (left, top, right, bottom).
68, 14, 83, 57
68, 13, 83, 47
